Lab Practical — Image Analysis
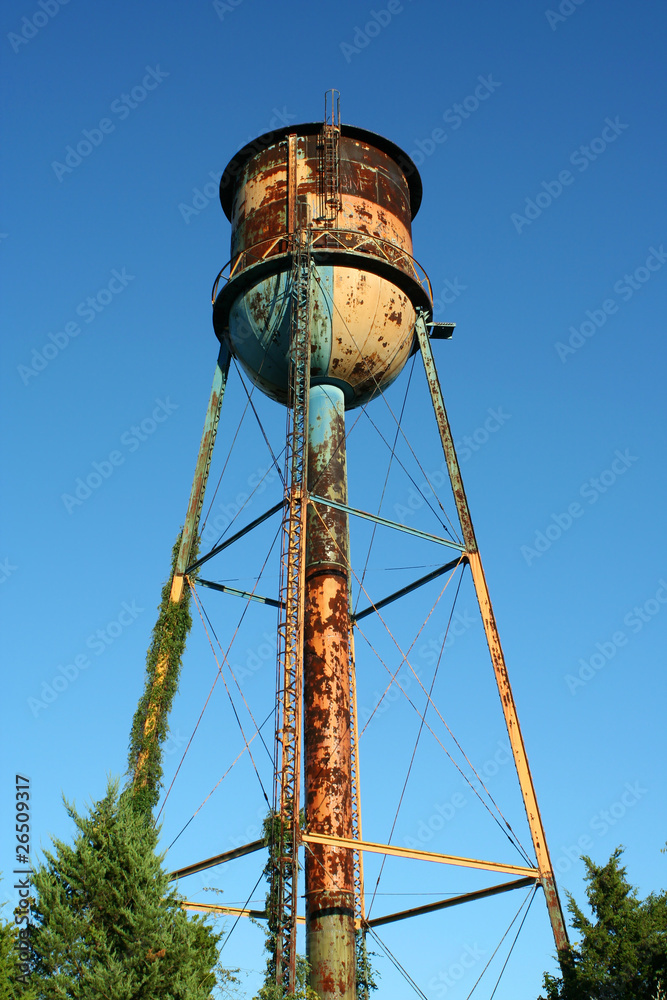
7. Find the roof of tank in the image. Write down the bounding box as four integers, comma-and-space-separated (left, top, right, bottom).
219, 122, 423, 221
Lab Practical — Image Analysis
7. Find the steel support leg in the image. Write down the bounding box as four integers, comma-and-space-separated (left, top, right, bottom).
133, 344, 230, 787
414, 313, 570, 961
171, 344, 231, 597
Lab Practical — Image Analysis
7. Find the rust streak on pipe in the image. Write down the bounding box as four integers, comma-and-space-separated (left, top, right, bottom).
304, 385, 356, 1000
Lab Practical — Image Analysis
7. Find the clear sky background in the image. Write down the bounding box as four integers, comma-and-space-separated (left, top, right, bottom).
1, 1, 666, 997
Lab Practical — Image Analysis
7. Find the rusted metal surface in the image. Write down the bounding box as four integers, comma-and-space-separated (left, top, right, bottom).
304, 386, 356, 1000
215, 256, 424, 410
181, 902, 310, 924
212, 228, 432, 304
309, 493, 464, 551
287, 133, 297, 234
214, 123, 431, 411
347, 626, 366, 929
327, 266, 414, 402
302, 832, 540, 878
168, 839, 264, 882
226, 129, 414, 266
319, 89, 342, 220
413, 312, 570, 959
273, 234, 312, 992
366, 877, 537, 929
219, 122, 422, 221
182, 901, 271, 921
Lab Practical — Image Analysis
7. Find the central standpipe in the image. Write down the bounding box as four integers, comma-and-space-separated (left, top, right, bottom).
304, 386, 356, 1000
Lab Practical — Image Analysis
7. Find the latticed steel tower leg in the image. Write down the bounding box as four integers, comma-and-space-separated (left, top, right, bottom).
272, 231, 312, 992
414, 312, 570, 961
272, 228, 357, 998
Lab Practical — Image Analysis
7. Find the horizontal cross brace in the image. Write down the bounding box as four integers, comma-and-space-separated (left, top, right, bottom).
168, 839, 265, 881
366, 876, 537, 928
180, 876, 537, 928
181, 901, 303, 923
194, 577, 283, 609
308, 495, 465, 552
301, 833, 539, 878
185, 501, 284, 575
352, 557, 465, 622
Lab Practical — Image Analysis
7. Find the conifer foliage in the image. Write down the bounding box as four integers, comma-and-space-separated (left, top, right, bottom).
0, 898, 36, 1000
541, 847, 667, 1000
24, 780, 227, 999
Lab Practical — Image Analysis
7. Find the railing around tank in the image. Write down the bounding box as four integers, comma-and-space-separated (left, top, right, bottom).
211, 229, 433, 306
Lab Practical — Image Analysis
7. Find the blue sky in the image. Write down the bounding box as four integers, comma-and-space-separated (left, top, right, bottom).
1, 1, 666, 997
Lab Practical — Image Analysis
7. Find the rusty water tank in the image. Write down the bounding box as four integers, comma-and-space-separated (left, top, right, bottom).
212, 121, 432, 409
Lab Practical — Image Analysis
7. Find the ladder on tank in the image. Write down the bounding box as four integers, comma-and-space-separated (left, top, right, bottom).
319, 88, 341, 221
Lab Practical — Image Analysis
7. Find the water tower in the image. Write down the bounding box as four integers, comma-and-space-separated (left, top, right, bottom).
132, 92, 569, 998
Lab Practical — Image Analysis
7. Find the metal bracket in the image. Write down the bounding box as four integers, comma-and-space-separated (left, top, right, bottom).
427, 321, 455, 340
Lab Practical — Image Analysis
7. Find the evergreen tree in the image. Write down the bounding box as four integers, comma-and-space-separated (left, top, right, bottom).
541, 847, 667, 1000
25, 780, 232, 999
0, 894, 36, 1000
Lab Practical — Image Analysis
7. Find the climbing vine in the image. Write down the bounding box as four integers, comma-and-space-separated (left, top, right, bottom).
257, 810, 378, 998
127, 531, 195, 814
356, 929, 378, 998
253, 810, 320, 1000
